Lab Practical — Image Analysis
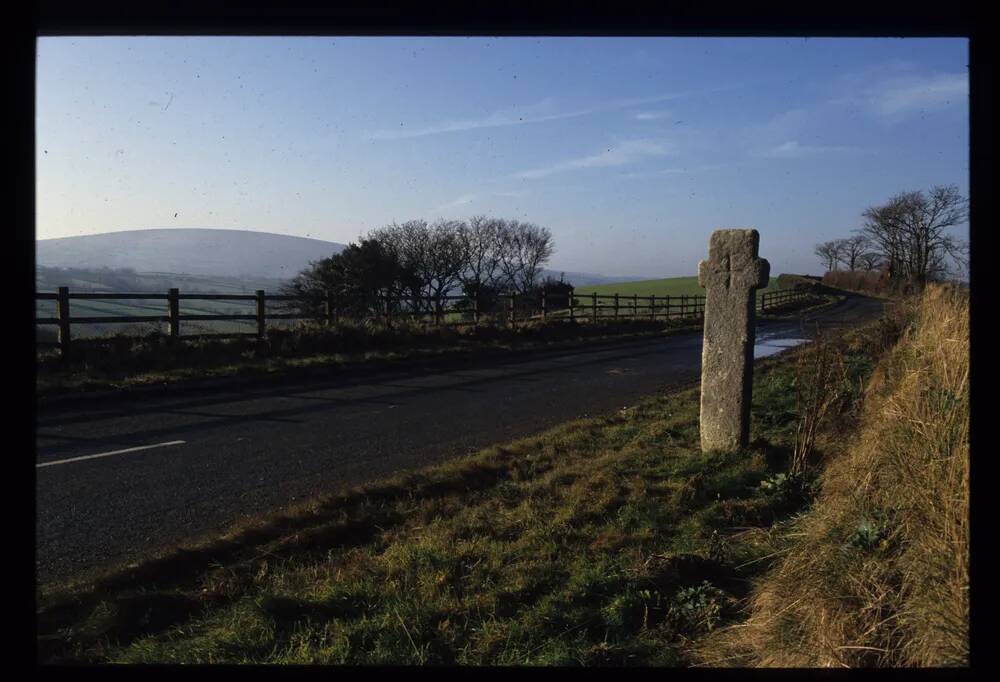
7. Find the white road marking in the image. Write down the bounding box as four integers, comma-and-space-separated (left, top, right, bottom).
36, 440, 187, 468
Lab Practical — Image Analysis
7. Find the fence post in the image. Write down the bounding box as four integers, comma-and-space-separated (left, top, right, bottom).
168, 287, 180, 340
256, 290, 266, 338
632, 294, 638, 319
614, 293, 619, 320
57, 286, 71, 359
591, 292, 597, 323
509, 293, 516, 328
665, 294, 671, 320
569, 292, 575, 321
473, 293, 480, 326
540, 290, 547, 321
650, 294, 656, 321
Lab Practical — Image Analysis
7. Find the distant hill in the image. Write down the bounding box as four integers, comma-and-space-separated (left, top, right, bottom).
36, 228, 640, 288
540, 270, 638, 287
36, 229, 347, 279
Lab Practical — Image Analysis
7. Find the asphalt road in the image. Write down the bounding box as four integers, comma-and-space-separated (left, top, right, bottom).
36, 294, 886, 584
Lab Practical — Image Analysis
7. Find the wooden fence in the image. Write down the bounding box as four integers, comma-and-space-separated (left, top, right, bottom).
35, 286, 812, 358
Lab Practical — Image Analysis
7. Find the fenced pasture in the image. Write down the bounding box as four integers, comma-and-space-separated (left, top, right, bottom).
34, 270, 294, 341
36, 286, 812, 358
574, 275, 782, 299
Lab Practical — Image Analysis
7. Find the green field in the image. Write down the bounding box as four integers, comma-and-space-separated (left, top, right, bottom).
574, 276, 781, 300
35, 296, 265, 339
36, 270, 297, 340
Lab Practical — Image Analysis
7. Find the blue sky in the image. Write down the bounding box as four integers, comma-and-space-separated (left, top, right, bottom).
35, 37, 969, 278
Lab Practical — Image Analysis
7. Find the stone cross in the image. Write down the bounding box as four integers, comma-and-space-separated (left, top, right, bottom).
697, 229, 770, 452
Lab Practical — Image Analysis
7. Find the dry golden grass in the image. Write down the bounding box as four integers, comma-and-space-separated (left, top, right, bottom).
695, 284, 969, 667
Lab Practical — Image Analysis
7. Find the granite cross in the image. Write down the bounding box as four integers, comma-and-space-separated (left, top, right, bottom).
697, 229, 770, 452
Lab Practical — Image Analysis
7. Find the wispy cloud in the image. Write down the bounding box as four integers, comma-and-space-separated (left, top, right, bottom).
514, 139, 672, 180
757, 108, 810, 140
760, 140, 860, 159
633, 110, 672, 121
866, 72, 968, 119
743, 107, 863, 160
833, 65, 968, 122
429, 189, 529, 216
429, 193, 478, 214
621, 162, 741, 179
367, 93, 689, 141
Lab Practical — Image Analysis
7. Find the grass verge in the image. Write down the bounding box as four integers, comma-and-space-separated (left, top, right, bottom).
38, 292, 886, 665
694, 284, 969, 667
37, 318, 701, 400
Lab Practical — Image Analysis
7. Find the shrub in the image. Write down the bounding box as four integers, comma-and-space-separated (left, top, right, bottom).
666, 582, 730, 635
822, 270, 918, 297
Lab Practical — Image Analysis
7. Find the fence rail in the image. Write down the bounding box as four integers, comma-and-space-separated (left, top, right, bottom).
36, 285, 813, 358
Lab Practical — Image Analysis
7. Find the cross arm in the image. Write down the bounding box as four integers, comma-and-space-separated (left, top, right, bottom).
697, 259, 710, 288
751, 258, 770, 289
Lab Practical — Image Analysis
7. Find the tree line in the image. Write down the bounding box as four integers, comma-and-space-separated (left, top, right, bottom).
281, 216, 568, 320
815, 185, 969, 285
37, 265, 144, 291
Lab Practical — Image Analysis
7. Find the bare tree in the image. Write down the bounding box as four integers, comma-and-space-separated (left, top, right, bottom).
369, 219, 466, 312
456, 215, 505, 299
860, 202, 905, 279
358, 215, 556, 316
896, 185, 969, 284
424, 219, 466, 307
857, 251, 883, 271
497, 220, 554, 294
860, 185, 968, 284
495, 219, 519, 291
514, 221, 554, 293
836, 235, 871, 271
926, 237, 969, 281
286, 215, 559, 322
368, 220, 429, 309
814, 240, 843, 272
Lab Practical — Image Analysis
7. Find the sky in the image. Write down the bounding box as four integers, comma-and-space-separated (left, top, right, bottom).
35, 37, 969, 278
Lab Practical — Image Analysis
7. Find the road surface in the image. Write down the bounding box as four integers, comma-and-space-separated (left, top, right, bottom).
36, 293, 885, 584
